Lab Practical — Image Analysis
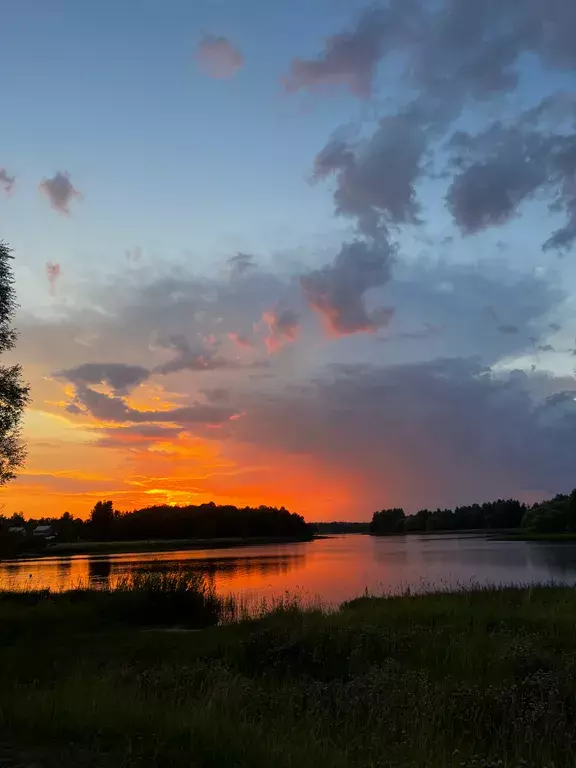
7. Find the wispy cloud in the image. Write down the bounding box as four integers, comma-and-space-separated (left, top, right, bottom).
125, 246, 142, 264
46, 262, 62, 295
227, 252, 256, 279
0, 168, 15, 195
261, 308, 300, 353
153, 334, 234, 375
228, 331, 253, 350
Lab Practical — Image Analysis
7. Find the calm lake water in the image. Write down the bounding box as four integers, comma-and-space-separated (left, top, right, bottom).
2, 534, 576, 605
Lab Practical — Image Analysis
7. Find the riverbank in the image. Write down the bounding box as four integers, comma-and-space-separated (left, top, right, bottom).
504, 531, 576, 542
2, 582, 576, 767
8, 533, 313, 560
370, 527, 520, 537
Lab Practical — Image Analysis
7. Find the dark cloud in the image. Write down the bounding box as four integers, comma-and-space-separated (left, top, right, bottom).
72, 384, 236, 426
497, 324, 519, 335
537, 344, 555, 353
39, 172, 82, 215
261, 308, 300, 353
56, 363, 150, 394
65, 402, 84, 415
46, 262, 61, 295
313, 114, 425, 235
153, 333, 235, 375
293, 1, 576, 250
446, 111, 576, 247
0, 168, 15, 195
410, 0, 527, 103
287, 1, 576, 103
283, 3, 421, 98
228, 252, 256, 279
92, 424, 183, 449
301, 238, 395, 336
549, 323, 562, 332
195, 34, 243, 79
230, 358, 576, 512
447, 126, 552, 235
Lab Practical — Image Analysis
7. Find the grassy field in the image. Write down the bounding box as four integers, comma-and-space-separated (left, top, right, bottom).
2, 581, 576, 767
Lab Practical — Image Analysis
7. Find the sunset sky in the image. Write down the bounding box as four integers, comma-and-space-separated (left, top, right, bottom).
2, 0, 576, 520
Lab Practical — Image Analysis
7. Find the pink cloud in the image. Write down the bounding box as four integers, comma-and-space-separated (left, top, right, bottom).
39, 171, 82, 215
261, 309, 300, 354
46, 262, 62, 295
195, 35, 243, 79
300, 240, 395, 337
228, 331, 253, 350
283, 8, 394, 98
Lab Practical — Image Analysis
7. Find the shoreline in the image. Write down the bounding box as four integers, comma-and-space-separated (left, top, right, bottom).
369, 527, 520, 537
4, 533, 314, 561
500, 531, 576, 542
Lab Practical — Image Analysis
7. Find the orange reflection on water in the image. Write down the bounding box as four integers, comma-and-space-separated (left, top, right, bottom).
3, 535, 576, 607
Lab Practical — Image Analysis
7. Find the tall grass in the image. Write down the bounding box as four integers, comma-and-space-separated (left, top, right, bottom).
106, 570, 226, 627
0, 569, 229, 628
3, 583, 576, 766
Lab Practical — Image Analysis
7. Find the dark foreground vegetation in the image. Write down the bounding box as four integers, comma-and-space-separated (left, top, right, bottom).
2, 581, 576, 767
0, 501, 312, 558
371, 489, 576, 538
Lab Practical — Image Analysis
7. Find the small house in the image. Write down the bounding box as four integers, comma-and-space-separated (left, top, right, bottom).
7, 526, 26, 537
32, 525, 56, 541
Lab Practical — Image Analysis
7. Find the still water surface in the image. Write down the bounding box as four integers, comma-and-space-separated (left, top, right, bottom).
2, 534, 576, 604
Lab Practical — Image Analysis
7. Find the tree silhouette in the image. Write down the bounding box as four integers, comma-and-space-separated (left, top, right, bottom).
568, 490, 576, 532
370, 508, 405, 535
0, 242, 29, 486
90, 500, 115, 540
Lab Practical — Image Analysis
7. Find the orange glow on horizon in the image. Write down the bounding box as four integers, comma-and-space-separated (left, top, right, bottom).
2, 405, 356, 520
0, 372, 359, 521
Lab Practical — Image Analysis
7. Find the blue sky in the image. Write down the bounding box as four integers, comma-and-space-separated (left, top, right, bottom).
2, 0, 357, 299
2, 0, 574, 304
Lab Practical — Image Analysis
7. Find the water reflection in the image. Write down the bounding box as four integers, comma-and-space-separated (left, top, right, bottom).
88, 556, 112, 586
528, 543, 576, 578
0, 545, 308, 594
3, 535, 576, 604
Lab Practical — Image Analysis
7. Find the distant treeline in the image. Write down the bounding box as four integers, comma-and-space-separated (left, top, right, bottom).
0, 501, 312, 556
312, 522, 370, 534
370, 491, 576, 536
